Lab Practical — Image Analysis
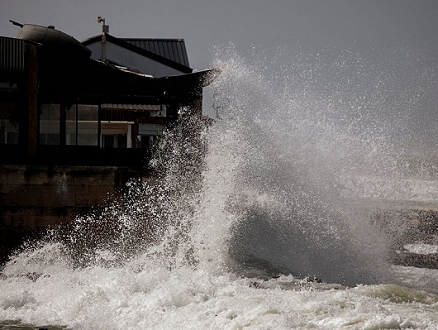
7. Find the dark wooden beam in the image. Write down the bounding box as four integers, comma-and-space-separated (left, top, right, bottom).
24, 42, 38, 161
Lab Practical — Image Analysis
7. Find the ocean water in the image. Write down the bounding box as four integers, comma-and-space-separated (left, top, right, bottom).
1, 48, 438, 329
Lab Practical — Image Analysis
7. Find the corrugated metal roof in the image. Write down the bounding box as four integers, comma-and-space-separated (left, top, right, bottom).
82, 34, 193, 73
120, 38, 190, 68
0, 37, 28, 72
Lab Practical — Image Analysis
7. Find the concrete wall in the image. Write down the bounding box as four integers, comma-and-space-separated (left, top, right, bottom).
0, 165, 150, 264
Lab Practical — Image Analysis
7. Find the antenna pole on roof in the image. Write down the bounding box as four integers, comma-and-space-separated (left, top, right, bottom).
97, 16, 108, 63
97, 16, 109, 33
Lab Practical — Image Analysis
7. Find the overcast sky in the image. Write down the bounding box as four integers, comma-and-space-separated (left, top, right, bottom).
1, 1, 438, 140
1, 0, 438, 71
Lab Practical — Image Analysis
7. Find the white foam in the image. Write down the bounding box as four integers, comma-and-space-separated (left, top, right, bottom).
404, 243, 438, 255
1, 265, 438, 329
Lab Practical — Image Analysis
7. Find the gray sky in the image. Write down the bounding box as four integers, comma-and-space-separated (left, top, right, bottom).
1, 0, 438, 142
1, 0, 438, 71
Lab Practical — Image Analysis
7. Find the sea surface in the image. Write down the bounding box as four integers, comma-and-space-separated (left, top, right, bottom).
1, 48, 438, 329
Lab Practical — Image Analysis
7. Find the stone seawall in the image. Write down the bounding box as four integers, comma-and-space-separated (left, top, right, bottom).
0, 165, 150, 265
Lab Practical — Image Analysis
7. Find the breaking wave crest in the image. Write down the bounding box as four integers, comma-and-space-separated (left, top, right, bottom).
4, 47, 434, 288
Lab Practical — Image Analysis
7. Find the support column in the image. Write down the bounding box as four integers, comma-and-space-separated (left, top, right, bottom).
24, 43, 38, 162
127, 124, 132, 148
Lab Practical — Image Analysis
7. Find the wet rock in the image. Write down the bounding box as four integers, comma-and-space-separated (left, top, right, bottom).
392, 252, 438, 269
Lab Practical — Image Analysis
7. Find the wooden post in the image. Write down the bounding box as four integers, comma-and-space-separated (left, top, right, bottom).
97, 103, 102, 148
60, 103, 66, 146
24, 43, 38, 162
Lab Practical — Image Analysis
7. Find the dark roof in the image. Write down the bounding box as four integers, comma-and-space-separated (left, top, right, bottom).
82, 34, 192, 74
121, 38, 190, 68
37, 55, 218, 103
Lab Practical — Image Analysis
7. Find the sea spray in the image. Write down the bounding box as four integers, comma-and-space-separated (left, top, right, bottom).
1, 47, 438, 329
4, 48, 399, 284
196, 49, 397, 285
60, 106, 209, 270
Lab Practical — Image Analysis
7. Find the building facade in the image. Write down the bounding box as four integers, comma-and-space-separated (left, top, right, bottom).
0, 22, 215, 167
0, 22, 216, 264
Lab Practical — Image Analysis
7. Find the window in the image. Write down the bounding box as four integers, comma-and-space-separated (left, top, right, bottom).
137, 123, 165, 148
66, 104, 76, 145
100, 121, 132, 148
0, 102, 19, 144
39, 104, 60, 145
66, 104, 99, 146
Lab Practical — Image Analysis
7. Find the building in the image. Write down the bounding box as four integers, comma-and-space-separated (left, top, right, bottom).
0, 21, 217, 263
1, 20, 216, 166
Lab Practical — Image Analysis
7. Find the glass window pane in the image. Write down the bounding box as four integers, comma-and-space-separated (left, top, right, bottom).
78, 104, 98, 146
100, 121, 130, 148
40, 104, 60, 145
0, 102, 19, 144
66, 105, 76, 145
65, 104, 99, 146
